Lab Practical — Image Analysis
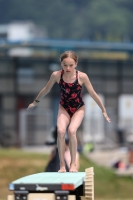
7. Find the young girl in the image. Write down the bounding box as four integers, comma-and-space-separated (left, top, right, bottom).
27, 51, 110, 172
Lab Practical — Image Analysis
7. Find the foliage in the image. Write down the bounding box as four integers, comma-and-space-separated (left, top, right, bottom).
0, 0, 133, 41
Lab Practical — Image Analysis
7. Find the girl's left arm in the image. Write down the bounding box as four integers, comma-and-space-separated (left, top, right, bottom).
82, 73, 110, 122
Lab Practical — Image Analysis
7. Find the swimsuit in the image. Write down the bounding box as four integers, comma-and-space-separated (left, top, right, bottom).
59, 70, 85, 117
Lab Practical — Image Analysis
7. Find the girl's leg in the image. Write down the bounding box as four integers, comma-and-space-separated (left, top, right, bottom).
68, 106, 85, 172
57, 105, 70, 172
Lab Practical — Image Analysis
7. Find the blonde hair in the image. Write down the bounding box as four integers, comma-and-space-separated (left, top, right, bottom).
60, 51, 78, 63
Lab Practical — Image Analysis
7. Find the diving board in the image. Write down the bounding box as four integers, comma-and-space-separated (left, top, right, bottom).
8, 167, 94, 200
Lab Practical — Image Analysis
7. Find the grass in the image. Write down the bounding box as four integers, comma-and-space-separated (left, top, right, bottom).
0, 148, 133, 200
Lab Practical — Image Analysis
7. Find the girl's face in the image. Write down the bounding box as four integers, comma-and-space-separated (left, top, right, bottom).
61, 57, 77, 73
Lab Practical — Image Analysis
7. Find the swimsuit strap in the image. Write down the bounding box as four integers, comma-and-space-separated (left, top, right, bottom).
60, 70, 64, 81
76, 70, 78, 79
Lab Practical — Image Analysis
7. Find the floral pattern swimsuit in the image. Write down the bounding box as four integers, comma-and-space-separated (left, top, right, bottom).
59, 70, 85, 117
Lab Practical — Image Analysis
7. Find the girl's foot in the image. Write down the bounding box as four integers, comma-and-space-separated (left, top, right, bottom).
69, 164, 77, 172
58, 166, 66, 172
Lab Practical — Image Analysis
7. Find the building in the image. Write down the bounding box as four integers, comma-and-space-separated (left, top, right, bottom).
0, 38, 133, 147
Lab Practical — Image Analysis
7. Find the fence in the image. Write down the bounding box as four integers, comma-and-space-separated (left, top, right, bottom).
19, 108, 53, 147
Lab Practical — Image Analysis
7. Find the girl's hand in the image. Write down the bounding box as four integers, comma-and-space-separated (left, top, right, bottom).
27, 103, 36, 110
103, 111, 111, 123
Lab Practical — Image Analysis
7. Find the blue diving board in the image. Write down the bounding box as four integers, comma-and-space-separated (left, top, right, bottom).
9, 172, 86, 192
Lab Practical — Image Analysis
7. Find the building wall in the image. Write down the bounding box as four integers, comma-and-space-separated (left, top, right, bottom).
0, 54, 133, 146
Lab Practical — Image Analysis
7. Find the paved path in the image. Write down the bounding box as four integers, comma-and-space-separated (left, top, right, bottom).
85, 148, 133, 176
22, 145, 53, 154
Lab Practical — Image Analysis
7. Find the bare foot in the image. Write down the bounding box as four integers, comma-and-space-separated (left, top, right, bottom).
58, 166, 66, 172
69, 164, 77, 172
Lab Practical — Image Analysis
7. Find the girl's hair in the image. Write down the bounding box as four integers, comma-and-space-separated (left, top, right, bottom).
60, 51, 78, 63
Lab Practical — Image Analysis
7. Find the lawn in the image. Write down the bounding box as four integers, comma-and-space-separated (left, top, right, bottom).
0, 148, 133, 200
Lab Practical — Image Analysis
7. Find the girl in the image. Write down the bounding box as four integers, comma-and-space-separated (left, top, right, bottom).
27, 51, 110, 172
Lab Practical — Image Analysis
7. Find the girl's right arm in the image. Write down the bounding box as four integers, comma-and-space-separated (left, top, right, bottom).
27, 71, 58, 110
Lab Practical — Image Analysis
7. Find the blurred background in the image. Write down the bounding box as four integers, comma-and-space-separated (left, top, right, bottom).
0, 0, 133, 165
0, 0, 133, 199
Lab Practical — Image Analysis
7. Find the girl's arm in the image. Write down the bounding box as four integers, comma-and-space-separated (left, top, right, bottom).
81, 73, 110, 122
27, 71, 57, 109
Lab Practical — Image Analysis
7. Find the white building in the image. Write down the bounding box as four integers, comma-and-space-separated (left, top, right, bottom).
0, 21, 47, 41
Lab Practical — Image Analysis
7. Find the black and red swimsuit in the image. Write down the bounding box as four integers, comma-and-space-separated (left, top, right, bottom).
59, 70, 85, 117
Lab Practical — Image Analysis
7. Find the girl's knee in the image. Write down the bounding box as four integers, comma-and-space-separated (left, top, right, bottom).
68, 127, 76, 137
57, 127, 66, 138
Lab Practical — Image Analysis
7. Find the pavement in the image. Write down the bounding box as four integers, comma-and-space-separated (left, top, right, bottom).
85, 147, 133, 177
22, 145, 53, 154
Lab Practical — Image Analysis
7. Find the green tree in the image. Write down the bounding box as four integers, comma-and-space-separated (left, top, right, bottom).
0, 0, 133, 41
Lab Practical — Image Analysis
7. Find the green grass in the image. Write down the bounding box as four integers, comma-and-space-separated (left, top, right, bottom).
80, 155, 133, 199
0, 148, 133, 200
